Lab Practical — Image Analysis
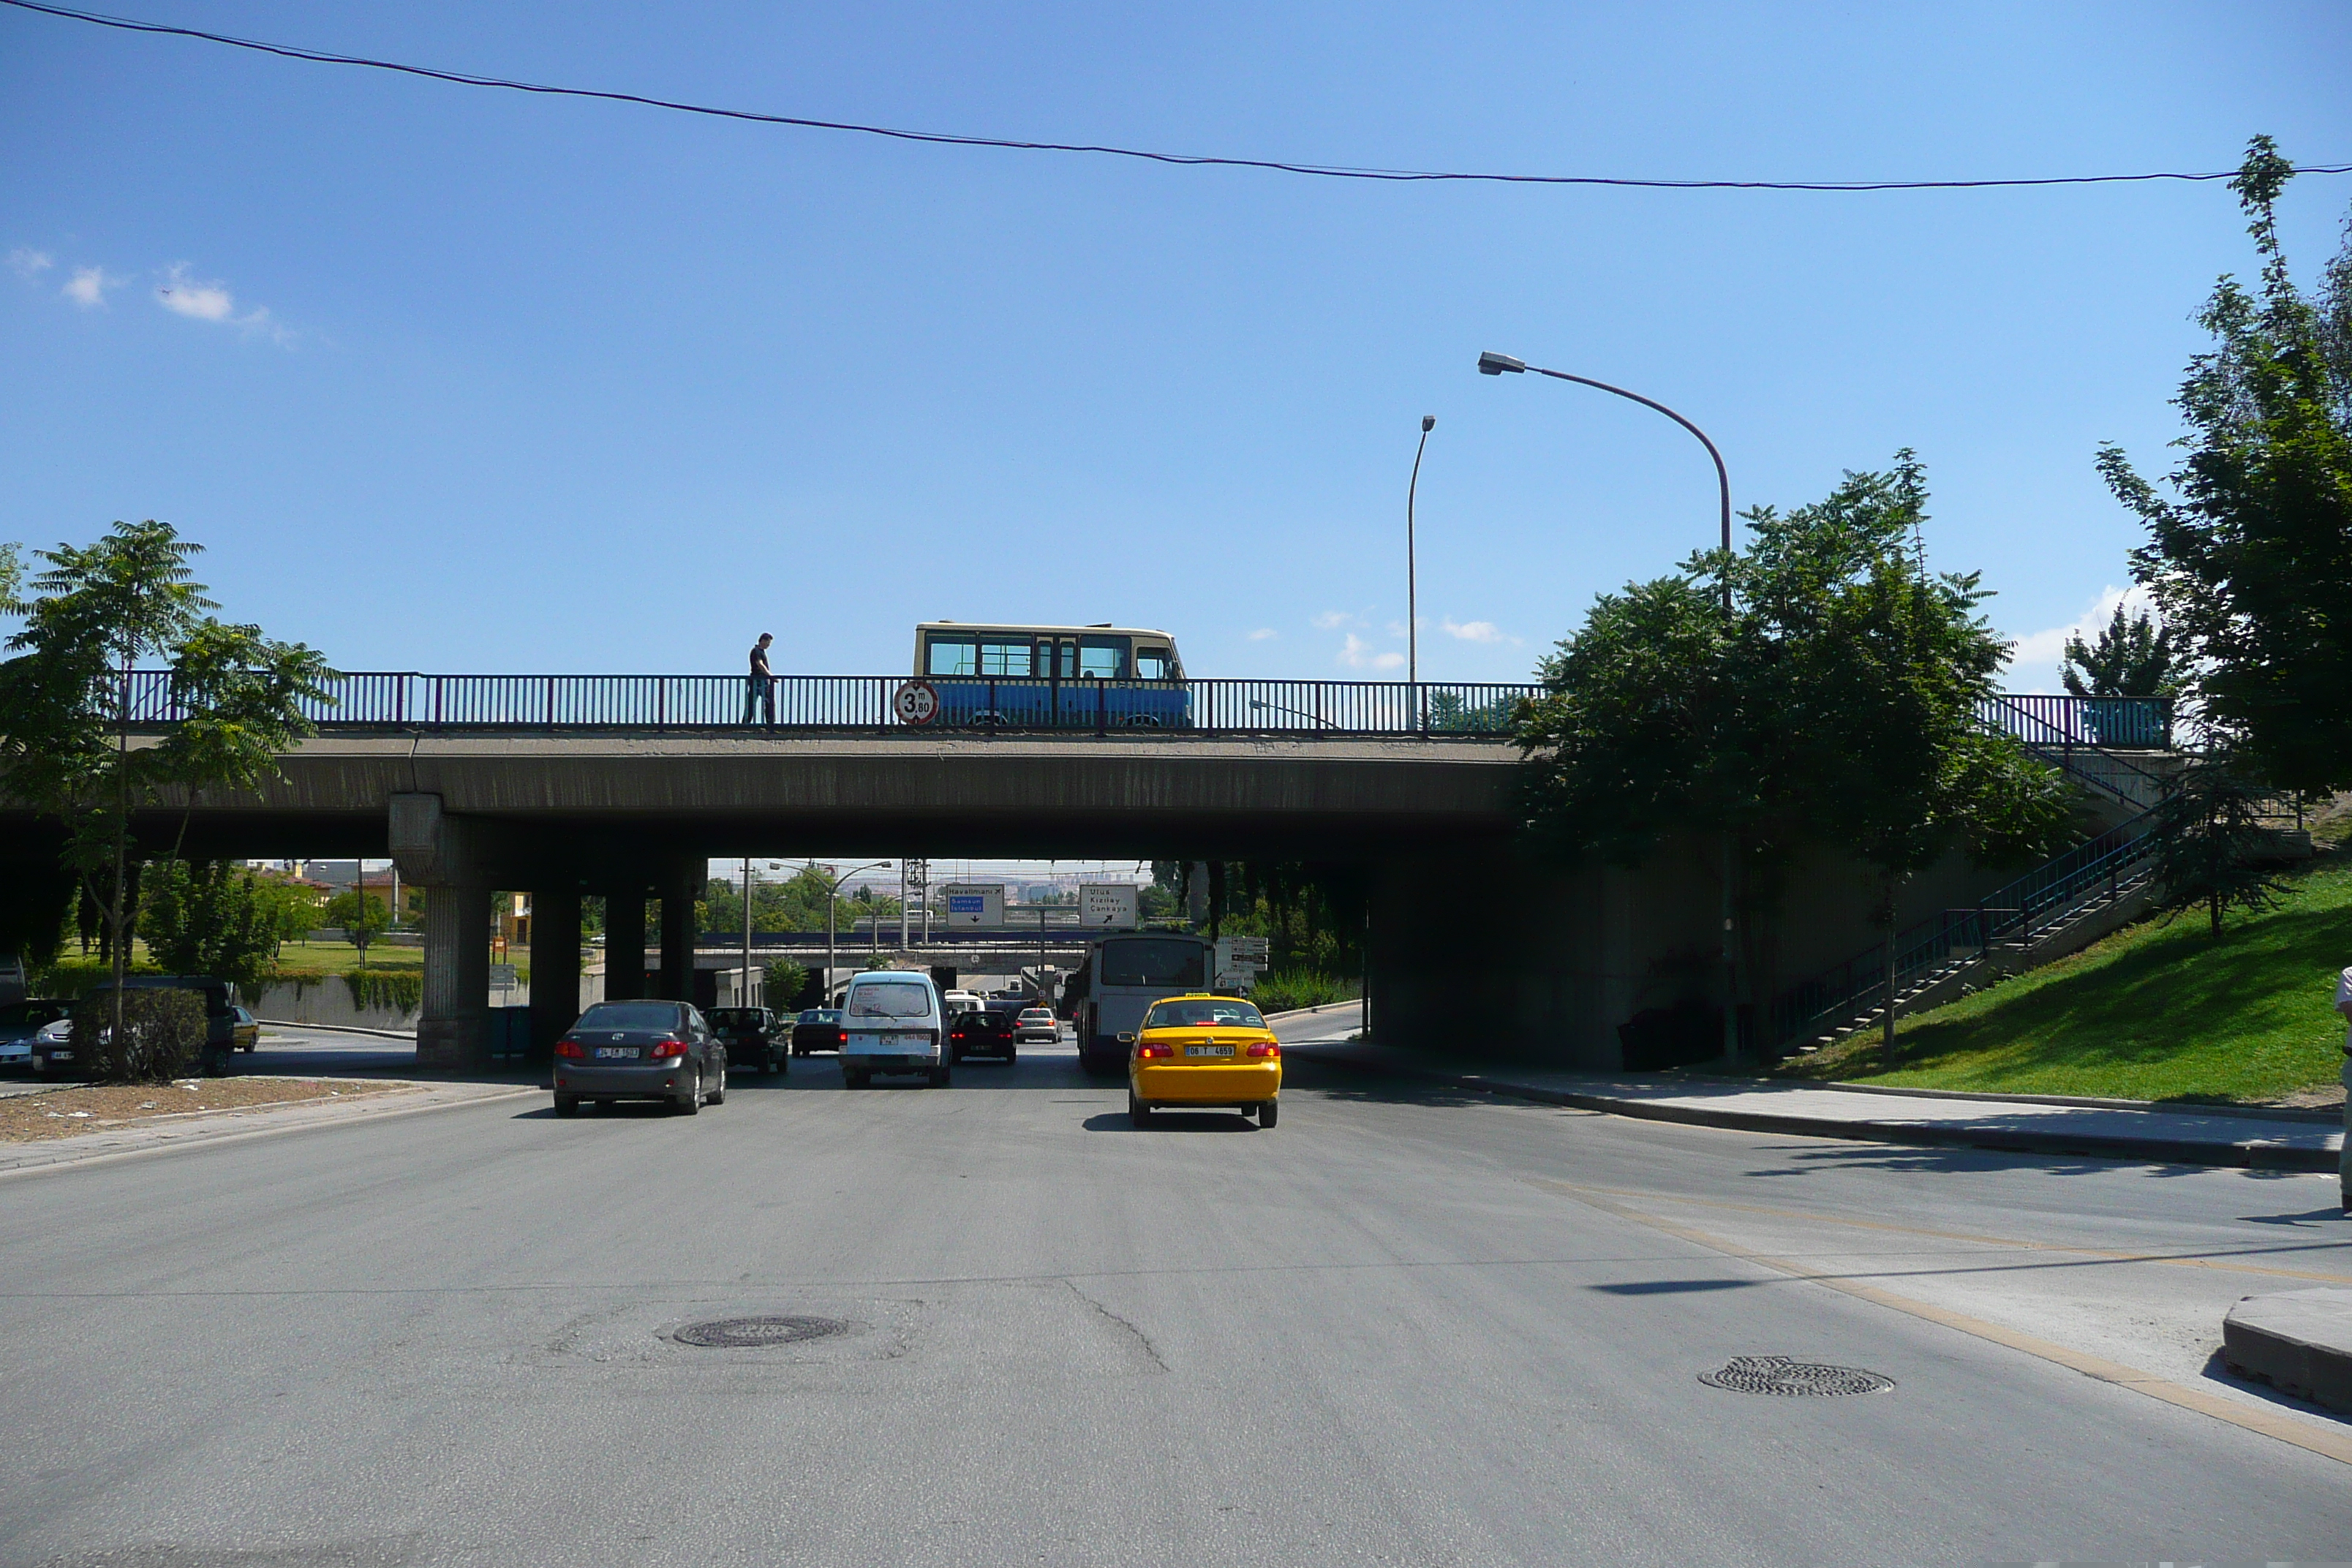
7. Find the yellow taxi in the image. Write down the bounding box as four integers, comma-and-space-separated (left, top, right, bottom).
1124, 993, 1281, 1128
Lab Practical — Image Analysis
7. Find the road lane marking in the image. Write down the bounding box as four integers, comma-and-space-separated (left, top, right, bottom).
1524, 1178, 2352, 1286
1542, 1181, 2352, 1469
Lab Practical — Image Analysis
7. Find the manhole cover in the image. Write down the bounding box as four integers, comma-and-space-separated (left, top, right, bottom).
1698, 1355, 1894, 1397
674, 1315, 853, 1349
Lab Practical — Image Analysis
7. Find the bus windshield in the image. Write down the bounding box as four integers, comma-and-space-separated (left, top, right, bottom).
1098, 938, 1207, 989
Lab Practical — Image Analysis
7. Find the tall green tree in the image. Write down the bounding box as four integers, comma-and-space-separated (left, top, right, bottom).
140, 859, 283, 986
0, 521, 332, 1038
2060, 603, 2183, 698
325, 888, 391, 965
1515, 455, 2076, 1054
2100, 136, 2352, 787
2146, 755, 2292, 936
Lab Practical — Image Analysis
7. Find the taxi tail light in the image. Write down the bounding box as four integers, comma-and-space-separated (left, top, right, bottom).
554, 1039, 584, 1059
1247, 1042, 1279, 1058
1137, 1043, 1173, 1060
649, 1039, 688, 1059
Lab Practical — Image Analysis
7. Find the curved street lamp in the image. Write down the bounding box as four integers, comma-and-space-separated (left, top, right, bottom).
1477, 351, 1733, 614
1407, 414, 1436, 704
1478, 350, 1741, 1060
821, 860, 893, 1003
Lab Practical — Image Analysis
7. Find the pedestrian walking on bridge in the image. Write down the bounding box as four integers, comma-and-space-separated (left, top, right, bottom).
745, 632, 777, 725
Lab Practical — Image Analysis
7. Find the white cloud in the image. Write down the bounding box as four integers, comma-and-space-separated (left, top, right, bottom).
1310, 609, 1353, 631
2004, 584, 2153, 690
1442, 617, 1512, 645
154, 261, 289, 341
63, 265, 122, 307
1338, 633, 1405, 671
8, 247, 53, 279
156, 262, 238, 320
1245, 627, 1277, 641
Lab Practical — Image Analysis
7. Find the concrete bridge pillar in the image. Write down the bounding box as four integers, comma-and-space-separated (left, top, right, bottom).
529, 885, 581, 1065
418, 886, 491, 1069
657, 861, 698, 1003
389, 794, 503, 1071
602, 883, 646, 1001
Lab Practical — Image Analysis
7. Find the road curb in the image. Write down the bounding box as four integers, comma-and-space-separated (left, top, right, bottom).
2224, 1289, 2352, 1415
1297, 1047, 2340, 1172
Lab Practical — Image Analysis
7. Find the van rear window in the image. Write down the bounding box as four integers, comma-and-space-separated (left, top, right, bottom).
847, 982, 933, 1019
1098, 939, 1206, 988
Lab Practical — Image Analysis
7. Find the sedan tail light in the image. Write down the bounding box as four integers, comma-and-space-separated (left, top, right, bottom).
649, 1039, 688, 1059
554, 1039, 584, 1058
1246, 1043, 1279, 1059
1137, 1042, 1172, 1060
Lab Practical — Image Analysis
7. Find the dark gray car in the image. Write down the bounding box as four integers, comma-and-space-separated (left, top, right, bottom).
551, 1000, 725, 1117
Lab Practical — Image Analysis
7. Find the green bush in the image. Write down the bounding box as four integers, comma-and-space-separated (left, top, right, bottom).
344, 969, 423, 1014
1251, 969, 1360, 1014
71, 988, 206, 1083
764, 958, 809, 1009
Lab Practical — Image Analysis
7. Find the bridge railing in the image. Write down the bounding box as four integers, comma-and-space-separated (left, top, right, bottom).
121, 670, 1541, 737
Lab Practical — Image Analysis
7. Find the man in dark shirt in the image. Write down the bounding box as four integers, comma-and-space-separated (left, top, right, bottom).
745, 633, 777, 725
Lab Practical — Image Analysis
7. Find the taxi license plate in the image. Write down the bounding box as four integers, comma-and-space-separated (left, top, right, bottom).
594, 1046, 639, 1060
1184, 1044, 1235, 1058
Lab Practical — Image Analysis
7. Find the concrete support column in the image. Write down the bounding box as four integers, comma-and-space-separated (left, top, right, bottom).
529, 886, 581, 1066
603, 884, 646, 1001
418, 884, 491, 1070
659, 862, 698, 1003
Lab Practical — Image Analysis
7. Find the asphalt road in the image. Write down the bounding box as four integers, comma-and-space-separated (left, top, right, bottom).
4, 1016, 2348, 1567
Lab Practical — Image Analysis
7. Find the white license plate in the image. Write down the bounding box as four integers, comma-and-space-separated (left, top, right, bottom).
1184, 1044, 1235, 1058
847, 1033, 886, 1050
594, 1046, 639, 1060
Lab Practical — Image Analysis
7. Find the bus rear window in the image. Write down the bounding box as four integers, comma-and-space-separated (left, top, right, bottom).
1098, 938, 1207, 988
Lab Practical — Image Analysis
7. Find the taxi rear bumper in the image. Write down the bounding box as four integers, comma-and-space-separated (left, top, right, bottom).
1133, 1062, 1281, 1104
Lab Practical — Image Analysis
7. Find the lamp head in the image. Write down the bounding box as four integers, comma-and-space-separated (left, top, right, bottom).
1421, 415, 1436, 432
1477, 351, 1526, 376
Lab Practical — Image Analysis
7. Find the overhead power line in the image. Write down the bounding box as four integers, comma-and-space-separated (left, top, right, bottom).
7, 0, 2348, 194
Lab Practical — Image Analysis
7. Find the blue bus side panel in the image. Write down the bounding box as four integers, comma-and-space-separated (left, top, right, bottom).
930, 679, 1191, 730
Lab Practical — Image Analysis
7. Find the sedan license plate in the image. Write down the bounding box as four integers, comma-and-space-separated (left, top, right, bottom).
593, 1046, 639, 1060
1184, 1044, 1235, 1058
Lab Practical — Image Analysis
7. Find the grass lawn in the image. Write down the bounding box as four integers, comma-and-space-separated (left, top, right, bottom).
1776, 853, 2352, 1106
270, 940, 425, 975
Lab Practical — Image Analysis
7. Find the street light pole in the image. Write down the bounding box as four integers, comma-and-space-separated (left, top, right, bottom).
822, 860, 892, 1005
1406, 415, 1436, 720
1478, 350, 1742, 1062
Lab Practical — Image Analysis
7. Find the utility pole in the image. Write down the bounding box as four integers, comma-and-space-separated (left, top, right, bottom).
741, 857, 754, 1010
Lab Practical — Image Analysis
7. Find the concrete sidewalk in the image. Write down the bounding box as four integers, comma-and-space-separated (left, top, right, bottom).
1287, 1037, 2345, 1175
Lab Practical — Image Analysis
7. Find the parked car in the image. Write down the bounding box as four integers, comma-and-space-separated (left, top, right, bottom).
949, 1006, 1017, 1063
1014, 1006, 1060, 1045
791, 1008, 845, 1056
0, 999, 71, 1069
551, 998, 725, 1117
29, 1014, 75, 1078
706, 1006, 783, 1074
840, 971, 946, 1088
229, 1003, 260, 1052
1126, 993, 1281, 1128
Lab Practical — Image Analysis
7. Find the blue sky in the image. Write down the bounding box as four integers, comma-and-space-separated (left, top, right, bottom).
4, 1, 2351, 690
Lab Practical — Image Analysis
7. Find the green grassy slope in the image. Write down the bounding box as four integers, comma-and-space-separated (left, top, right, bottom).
1776, 854, 2352, 1104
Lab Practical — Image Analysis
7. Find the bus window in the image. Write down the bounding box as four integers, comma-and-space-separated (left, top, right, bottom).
1075, 636, 1128, 680
1134, 646, 1175, 681
926, 636, 978, 676
978, 639, 1033, 676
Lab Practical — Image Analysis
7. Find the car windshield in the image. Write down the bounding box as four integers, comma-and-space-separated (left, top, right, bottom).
708, 1009, 758, 1027
1145, 999, 1266, 1029
846, 981, 932, 1019
577, 1001, 682, 1032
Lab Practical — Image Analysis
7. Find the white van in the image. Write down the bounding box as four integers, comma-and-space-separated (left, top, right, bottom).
941, 990, 986, 1017
840, 970, 948, 1089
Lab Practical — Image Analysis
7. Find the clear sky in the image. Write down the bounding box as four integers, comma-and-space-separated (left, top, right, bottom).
5, 1, 2351, 691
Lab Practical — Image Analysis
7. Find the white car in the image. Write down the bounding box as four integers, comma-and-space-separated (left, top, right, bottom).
1014, 1007, 1060, 1044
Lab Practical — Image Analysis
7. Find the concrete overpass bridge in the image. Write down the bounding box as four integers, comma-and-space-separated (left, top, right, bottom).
1, 673, 2176, 1070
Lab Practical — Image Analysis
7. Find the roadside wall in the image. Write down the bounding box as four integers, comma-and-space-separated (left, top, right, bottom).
249, 977, 421, 1033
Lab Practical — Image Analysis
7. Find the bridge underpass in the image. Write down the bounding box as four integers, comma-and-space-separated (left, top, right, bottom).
0, 685, 2181, 1071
